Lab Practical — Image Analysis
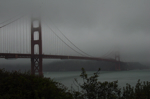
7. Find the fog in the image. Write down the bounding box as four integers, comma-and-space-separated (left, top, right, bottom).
0, 0, 150, 64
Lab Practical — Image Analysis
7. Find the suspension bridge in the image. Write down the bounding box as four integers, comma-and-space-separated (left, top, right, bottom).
0, 15, 122, 76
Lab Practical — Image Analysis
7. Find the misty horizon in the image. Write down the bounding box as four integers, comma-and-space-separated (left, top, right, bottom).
0, 0, 150, 64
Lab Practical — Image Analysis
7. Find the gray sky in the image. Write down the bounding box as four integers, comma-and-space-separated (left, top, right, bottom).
0, 0, 150, 63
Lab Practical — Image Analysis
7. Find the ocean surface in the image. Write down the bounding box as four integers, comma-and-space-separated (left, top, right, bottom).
44, 69, 150, 89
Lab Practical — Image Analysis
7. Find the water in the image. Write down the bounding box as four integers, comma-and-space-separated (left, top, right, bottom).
44, 69, 150, 89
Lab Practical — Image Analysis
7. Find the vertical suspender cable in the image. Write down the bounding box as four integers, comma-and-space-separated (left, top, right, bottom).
17, 20, 18, 53
57, 33, 58, 55
42, 24, 44, 54
1, 28, 3, 53
43, 25, 45, 54
12, 23, 13, 53
8, 24, 10, 53
19, 19, 21, 53
48, 26, 50, 54
46, 26, 47, 54
9, 24, 10, 53
62, 39, 63, 55
0, 28, 1, 53
52, 30, 54, 54
49, 29, 51, 54
42, 25, 44, 54
57, 34, 58, 55
15, 20, 17, 53
6, 26, 7, 53
6, 26, 8, 53
11, 23, 13, 53
56, 33, 57, 55
8, 24, 9, 52
1, 28, 2, 53
49, 26, 51, 54
21, 19, 23, 53
3, 28, 4, 53
2, 28, 3, 53
27, 16, 29, 53
18, 19, 19, 53
9, 24, 11, 53
5, 27, 7, 53
57, 34, 59, 54
3, 27, 6, 53
57, 35, 58, 55
51, 29, 53, 54
5, 27, 6, 53
24, 17, 25, 53
26, 16, 28, 53
3, 26, 5, 52
15, 21, 17, 53
2, 28, 4, 53
25, 16, 26, 53
43, 25, 44, 54
54, 33, 56, 55
54, 32, 55, 54
57, 32, 59, 55
23, 17, 25, 53
55, 31, 57, 55
9, 24, 10, 52
29, 18, 31, 54
59, 36, 61, 55
14, 20, 15, 53
22, 18, 23, 53
55, 33, 56, 54
5, 27, 6, 52
55, 33, 57, 55
14, 19, 17, 53
22, 18, 24, 53
48, 26, 49, 54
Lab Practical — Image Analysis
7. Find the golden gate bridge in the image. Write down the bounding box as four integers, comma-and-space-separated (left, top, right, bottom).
0, 15, 122, 76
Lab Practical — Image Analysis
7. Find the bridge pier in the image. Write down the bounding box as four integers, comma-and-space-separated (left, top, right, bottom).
31, 17, 43, 76
115, 51, 121, 70
31, 57, 43, 76
115, 62, 120, 70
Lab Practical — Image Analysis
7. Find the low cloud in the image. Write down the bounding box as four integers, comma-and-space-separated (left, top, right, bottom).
0, 0, 150, 63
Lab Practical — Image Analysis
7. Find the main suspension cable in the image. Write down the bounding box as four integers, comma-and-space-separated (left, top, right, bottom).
43, 21, 85, 56
0, 15, 25, 28
45, 17, 92, 57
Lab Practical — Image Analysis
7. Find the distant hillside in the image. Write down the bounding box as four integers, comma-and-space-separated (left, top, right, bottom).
43, 60, 149, 71
125, 62, 149, 70
0, 63, 30, 72
0, 60, 149, 72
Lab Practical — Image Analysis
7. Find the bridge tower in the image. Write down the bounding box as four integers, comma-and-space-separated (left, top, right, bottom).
31, 18, 43, 76
115, 51, 120, 70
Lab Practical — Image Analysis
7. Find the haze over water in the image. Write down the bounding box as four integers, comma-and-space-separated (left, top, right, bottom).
44, 69, 150, 89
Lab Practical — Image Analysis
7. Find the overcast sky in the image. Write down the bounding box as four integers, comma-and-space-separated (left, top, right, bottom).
0, 0, 150, 63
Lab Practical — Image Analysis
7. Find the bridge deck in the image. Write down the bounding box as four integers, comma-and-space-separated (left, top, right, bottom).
0, 53, 119, 62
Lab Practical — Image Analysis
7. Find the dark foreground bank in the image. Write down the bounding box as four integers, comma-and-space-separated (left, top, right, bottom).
0, 68, 150, 99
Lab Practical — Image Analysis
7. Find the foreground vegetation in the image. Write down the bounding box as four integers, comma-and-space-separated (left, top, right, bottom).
0, 69, 72, 99
0, 68, 150, 99
72, 68, 150, 99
